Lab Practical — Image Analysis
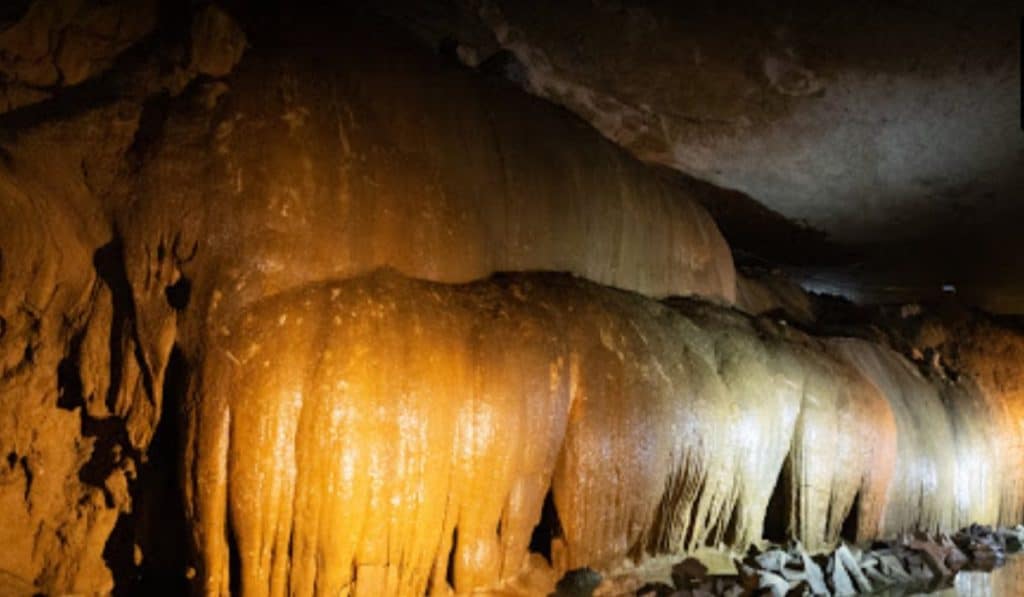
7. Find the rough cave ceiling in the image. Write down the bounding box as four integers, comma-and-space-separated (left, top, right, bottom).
373, 0, 1024, 310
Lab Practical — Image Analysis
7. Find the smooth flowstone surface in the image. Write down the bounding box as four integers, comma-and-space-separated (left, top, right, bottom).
183, 271, 1024, 595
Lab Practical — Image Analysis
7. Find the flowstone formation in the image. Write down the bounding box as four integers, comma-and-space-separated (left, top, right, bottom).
185, 272, 1024, 596
1, 3, 1024, 596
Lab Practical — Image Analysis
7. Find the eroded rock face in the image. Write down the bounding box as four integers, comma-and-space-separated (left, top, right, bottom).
1, 3, 1024, 596
0, 0, 158, 113
0, 99, 145, 594
0, 3, 245, 592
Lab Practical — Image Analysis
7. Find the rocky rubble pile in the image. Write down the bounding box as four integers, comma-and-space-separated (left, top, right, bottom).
557, 525, 1024, 596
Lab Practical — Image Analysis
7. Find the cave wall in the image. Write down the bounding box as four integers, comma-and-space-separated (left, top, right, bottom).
1, 3, 1024, 596
184, 271, 1024, 596
0, 104, 127, 594
0, 3, 246, 593
119, 16, 736, 322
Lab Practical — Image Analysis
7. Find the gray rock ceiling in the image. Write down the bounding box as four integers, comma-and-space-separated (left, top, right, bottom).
377, 0, 1024, 310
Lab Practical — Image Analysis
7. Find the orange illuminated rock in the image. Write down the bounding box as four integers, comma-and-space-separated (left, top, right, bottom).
122, 14, 736, 327
183, 272, 902, 594
4, 6, 1024, 597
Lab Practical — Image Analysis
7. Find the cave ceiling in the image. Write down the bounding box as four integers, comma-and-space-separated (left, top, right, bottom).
374, 0, 1024, 310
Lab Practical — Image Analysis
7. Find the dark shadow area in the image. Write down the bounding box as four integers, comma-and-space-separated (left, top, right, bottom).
445, 527, 459, 588
841, 491, 862, 544
0, 0, 30, 30
660, 167, 857, 268
763, 456, 792, 544
164, 276, 192, 312
127, 344, 190, 596
125, 92, 172, 172
718, 499, 743, 547
227, 511, 242, 596
55, 330, 86, 411
529, 489, 563, 565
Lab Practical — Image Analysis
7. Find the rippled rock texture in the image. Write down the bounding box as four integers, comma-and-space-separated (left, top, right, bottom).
184, 271, 1024, 596
1, 3, 1023, 596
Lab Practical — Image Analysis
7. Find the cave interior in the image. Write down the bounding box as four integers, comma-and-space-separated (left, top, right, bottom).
1, 1, 1023, 596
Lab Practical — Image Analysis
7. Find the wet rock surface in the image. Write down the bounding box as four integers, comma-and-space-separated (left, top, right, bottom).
576, 526, 1024, 596
1, 3, 1023, 596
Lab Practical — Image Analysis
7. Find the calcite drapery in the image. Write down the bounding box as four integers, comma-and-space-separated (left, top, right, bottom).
121, 15, 736, 335
186, 272, 1018, 596
189, 272, 809, 596
3, 5, 1024, 596
1, 10, 736, 592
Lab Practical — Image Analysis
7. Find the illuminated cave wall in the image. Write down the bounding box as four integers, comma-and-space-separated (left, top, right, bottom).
184, 273, 1024, 596
1, 4, 1024, 596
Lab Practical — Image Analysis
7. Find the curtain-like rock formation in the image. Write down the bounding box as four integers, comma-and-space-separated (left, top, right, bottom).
867, 307, 1024, 528
185, 272, 840, 596
182, 271, 1024, 596
2, 4, 1024, 596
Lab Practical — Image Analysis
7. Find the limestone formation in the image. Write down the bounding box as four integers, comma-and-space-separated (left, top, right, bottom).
121, 15, 735, 317
1, 3, 1023, 596
181, 271, 1024, 595
735, 269, 816, 326
0, 0, 158, 113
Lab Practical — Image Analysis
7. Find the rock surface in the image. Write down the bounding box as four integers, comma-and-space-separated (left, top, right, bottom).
0, 0, 158, 113
1, 3, 1024, 596
182, 271, 1023, 595
376, 0, 1024, 313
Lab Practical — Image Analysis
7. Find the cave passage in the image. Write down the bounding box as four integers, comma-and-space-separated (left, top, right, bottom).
1, 2, 1022, 596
